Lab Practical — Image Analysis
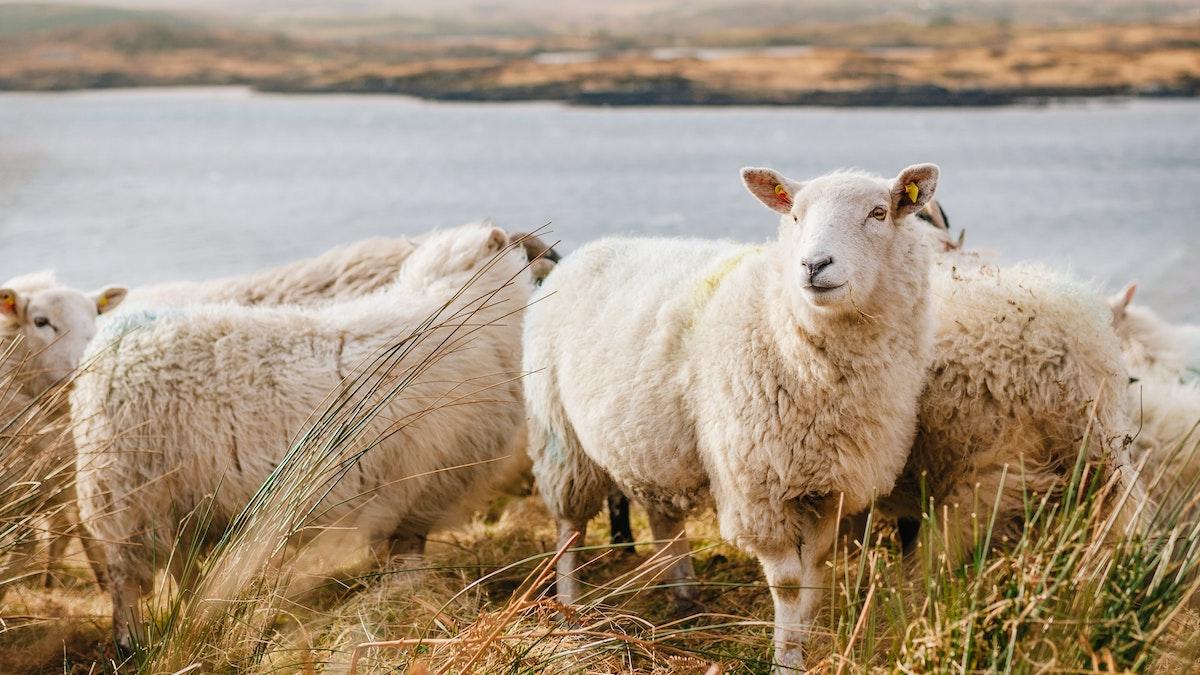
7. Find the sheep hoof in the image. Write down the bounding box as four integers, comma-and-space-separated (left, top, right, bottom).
771, 646, 805, 674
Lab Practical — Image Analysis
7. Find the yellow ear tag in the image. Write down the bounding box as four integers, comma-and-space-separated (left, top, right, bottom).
774, 184, 787, 196
904, 182, 920, 203
97, 296, 108, 309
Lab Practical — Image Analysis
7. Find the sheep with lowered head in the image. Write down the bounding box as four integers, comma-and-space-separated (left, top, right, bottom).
120, 225, 558, 310
525, 164, 940, 672
1104, 284, 1200, 515
72, 222, 535, 647
0, 271, 125, 593
1108, 283, 1200, 384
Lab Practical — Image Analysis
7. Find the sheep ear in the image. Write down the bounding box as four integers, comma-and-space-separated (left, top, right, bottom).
486, 227, 508, 254
0, 288, 19, 321
1108, 282, 1137, 322
92, 286, 127, 314
891, 164, 939, 219
742, 167, 801, 214
916, 198, 950, 231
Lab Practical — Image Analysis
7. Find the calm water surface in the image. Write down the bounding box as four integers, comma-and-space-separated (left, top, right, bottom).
1, 88, 1197, 318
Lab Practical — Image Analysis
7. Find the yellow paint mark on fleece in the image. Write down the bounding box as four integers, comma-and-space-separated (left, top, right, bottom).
697, 246, 761, 301
669, 245, 762, 357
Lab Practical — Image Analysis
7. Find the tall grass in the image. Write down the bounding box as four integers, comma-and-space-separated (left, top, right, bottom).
3, 254, 1200, 672
294, 436, 1200, 673
0, 340, 80, 603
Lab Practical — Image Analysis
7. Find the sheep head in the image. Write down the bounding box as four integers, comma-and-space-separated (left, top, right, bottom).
0, 272, 126, 395
742, 163, 938, 315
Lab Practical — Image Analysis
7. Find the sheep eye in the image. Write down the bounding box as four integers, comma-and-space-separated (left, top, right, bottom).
32, 317, 50, 328
870, 207, 888, 221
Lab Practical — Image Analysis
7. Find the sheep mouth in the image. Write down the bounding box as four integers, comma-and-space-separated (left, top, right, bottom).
805, 282, 846, 293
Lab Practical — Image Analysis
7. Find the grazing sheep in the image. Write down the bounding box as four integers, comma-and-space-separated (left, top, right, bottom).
526, 164, 941, 672
0, 272, 125, 593
72, 223, 534, 647
1109, 283, 1200, 384
1104, 284, 1200, 515
120, 226, 557, 311
877, 255, 1141, 563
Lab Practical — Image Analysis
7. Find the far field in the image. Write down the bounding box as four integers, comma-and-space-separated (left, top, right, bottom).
1, 5, 1198, 105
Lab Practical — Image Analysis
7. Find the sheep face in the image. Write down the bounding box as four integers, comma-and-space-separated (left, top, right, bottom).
0, 277, 126, 394
742, 164, 938, 314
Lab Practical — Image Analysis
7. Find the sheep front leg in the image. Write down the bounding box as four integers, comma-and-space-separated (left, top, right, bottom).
110, 572, 146, 652
646, 506, 699, 610
555, 519, 588, 605
759, 503, 841, 674
42, 528, 71, 588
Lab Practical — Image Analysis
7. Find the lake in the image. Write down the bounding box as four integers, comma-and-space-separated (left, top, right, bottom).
1, 87, 1197, 318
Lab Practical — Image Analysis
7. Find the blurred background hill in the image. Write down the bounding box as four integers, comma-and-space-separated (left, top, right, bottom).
1, 0, 1198, 103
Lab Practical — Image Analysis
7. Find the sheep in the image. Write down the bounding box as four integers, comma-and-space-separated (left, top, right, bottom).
0, 272, 125, 594
120, 226, 557, 311
525, 164, 941, 672
600, 197, 961, 552
876, 252, 1142, 564
1103, 284, 1200, 515
71, 222, 535, 648
1108, 283, 1200, 384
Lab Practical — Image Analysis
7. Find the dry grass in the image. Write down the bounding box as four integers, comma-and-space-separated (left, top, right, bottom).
0, 20, 1196, 99
3, 261, 1200, 674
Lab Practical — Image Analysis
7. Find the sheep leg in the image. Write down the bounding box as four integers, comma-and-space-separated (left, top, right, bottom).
110, 573, 146, 652
760, 502, 840, 674
645, 506, 699, 610
42, 529, 71, 588
555, 519, 588, 605
80, 533, 109, 591
607, 491, 634, 551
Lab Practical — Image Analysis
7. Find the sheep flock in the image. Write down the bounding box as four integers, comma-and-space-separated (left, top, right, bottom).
1, 166, 1197, 673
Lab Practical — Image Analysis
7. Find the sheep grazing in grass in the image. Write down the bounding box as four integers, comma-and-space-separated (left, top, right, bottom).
877, 255, 1143, 563
1104, 284, 1200, 516
120, 226, 558, 311
1109, 283, 1200, 384
72, 223, 536, 648
0, 272, 126, 593
525, 164, 940, 672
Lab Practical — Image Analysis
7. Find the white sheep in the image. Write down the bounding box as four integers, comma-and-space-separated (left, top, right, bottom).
525, 164, 941, 672
1109, 283, 1200, 384
0, 271, 125, 593
1104, 284, 1200, 516
877, 251, 1142, 563
120, 227, 557, 311
72, 223, 535, 647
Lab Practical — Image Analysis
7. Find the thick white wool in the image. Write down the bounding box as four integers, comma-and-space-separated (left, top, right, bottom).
72, 223, 534, 645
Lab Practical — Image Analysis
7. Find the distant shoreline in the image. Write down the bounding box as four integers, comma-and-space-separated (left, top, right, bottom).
3, 17, 1197, 109
3, 79, 1197, 108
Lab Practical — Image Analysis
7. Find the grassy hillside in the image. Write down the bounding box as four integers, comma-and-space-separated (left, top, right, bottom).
1, 13, 1196, 105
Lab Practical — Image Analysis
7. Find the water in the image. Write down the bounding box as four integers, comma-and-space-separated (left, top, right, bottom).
1, 87, 1198, 318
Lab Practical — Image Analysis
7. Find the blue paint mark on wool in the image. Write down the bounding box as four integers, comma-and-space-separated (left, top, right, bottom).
546, 431, 565, 464
96, 308, 182, 342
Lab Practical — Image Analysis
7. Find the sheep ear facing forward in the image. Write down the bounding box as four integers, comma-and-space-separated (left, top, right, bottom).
741, 167, 803, 215
891, 163, 940, 219
91, 286, 128, 315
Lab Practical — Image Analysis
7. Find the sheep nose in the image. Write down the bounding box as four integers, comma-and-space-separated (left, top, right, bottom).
801, 255, 833, 280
